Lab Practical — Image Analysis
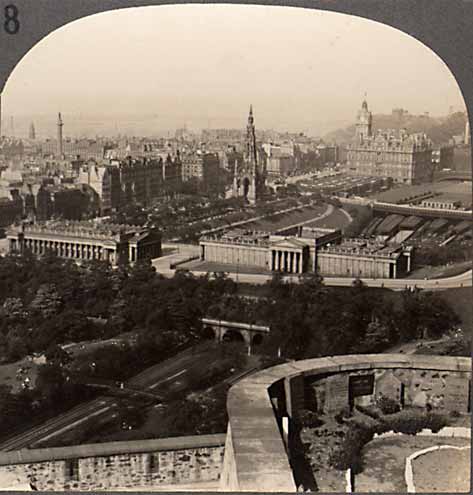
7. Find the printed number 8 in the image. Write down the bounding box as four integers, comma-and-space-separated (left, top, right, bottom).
4, 4, 19, 34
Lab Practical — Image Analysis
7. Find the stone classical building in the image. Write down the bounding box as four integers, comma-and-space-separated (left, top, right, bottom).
199, 226, 412, 278
6, 221, 162, 266
316, 238, 413, 278
346, 100, 433, 184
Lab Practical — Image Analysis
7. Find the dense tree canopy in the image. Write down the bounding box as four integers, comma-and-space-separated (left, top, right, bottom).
0, 251, 462, 442
0, 252, 461, 366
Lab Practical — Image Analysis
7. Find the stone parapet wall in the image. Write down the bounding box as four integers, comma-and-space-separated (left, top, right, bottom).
0, 434, 225, 491
224, 354, 471, 492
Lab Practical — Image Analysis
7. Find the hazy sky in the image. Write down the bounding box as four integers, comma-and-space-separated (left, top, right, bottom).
1, 4, 466, 137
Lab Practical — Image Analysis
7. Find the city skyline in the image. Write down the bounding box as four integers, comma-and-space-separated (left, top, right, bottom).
1, 4, 466, 138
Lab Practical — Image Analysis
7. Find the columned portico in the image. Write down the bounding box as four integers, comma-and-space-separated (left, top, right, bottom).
270, 248, 305, 274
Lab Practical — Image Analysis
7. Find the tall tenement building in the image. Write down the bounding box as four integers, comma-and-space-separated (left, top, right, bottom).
346, 99, 434, 184
78, 154, 182, 214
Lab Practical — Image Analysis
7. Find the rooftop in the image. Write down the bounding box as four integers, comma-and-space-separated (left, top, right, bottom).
12, 220, 152, 241
319, 237, 403, 258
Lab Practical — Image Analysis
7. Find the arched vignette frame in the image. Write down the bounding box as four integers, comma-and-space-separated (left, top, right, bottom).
0, 0, 472, 130
0, 2, 471, 491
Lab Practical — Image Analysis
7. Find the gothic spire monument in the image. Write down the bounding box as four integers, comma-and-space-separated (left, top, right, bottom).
233, 105, 266, 204
29, 122, 36, 140
57, 112, 64, 157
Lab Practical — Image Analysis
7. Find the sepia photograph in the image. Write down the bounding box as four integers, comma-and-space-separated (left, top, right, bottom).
0, 1, 471, 492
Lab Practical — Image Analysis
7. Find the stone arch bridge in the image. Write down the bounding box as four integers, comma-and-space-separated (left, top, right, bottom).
201, 318, 270, 347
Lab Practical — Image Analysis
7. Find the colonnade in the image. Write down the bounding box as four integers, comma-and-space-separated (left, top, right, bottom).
18, 237, 117, 264
271, 249, 303, 273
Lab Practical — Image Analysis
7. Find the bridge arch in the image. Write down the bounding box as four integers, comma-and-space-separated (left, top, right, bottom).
201, 318, 270, 348
222, 329, 247, 344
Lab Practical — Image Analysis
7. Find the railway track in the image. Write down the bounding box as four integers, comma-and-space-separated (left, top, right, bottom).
0, 342, 215, 451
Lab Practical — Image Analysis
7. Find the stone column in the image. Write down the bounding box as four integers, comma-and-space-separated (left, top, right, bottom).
393, 263, 397, 279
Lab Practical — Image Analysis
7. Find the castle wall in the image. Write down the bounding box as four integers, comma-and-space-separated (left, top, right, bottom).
309, 368, 471, 414
224, 355, 471, 491
0, 435, 225, 491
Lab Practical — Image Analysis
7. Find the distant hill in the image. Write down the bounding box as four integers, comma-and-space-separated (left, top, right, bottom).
323, 111, 467, 147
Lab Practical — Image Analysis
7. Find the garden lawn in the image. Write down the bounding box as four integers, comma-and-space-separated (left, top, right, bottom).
0, 356, 40, 393
354, 435, 469, 493
412, 445, 470, 492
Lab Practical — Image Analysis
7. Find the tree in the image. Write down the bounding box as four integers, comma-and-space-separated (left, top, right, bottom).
2, 297, 27, 322
35, 363, 69, 405
0, 384, 33, 437
45, 345, 71, 367
360, 319, 391, 352
30, 284, 62, 319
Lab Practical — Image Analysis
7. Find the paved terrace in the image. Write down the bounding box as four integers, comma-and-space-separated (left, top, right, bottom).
223, 354, 471, 491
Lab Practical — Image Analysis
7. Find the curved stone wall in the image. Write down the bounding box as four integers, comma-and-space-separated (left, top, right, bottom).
221, 354, 471, 491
